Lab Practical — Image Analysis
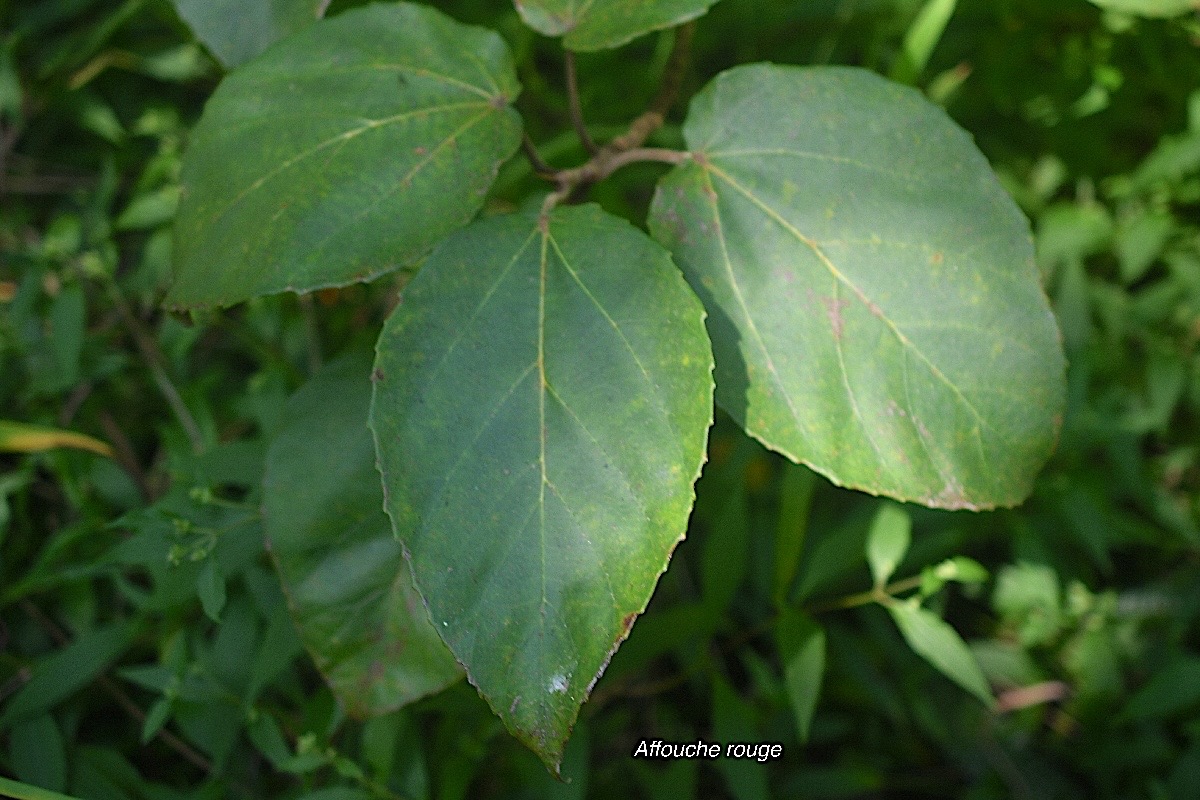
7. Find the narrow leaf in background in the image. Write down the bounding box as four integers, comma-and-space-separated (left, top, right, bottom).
0, 620, 140, 730
263, 351, 463, 718
888, 601, 993, 706
514, 0, 720, 51
866, 502, 912, 587
371, 204, 714, 769
650, 64, 1065, 510
0, 420, 113, 457
776, 609, 825, 742
891, 0, 958, 84
169, 2, 523, 308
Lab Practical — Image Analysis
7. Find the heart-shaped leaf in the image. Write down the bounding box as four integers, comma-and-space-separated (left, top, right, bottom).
169, 2, 522, 308
649, 64, 1065, 510
370, 204, 713, 769
264, 351, 463, 717
514, 0, 719, 51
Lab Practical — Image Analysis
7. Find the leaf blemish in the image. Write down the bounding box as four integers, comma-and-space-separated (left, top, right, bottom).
821, 295, 850, 340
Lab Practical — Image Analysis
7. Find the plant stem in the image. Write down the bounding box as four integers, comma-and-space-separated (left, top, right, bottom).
564, 51, 598, 154
808, 574, 924, 613
607, 21, 695, 152
104, 281, 206, 454
535, 21, 697, 218
521, 133, 555, 178
540, 147, 687, 216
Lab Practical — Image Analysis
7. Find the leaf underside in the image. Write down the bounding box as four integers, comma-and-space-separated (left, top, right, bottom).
169, 2, 522, 308
650, 64, 1066, 510
264, 352, 462, 717
370, 204, 713, 769
514, 0, 720, 51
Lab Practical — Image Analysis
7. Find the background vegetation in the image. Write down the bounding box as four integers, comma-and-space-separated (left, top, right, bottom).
2, 0, 1199, 797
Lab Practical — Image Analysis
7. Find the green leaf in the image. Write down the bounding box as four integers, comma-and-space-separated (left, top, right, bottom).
887, 601, 993, 706
172, 0, 324, 69
196, 557, 226, 622
0, 620, 140, 730
773, 462, 817, 605
514, 0, 719, 51
0, 776, 82, 800
865, 502, 911, 587
649, 64, 1065, 510
775, 609, 825, 742
1121, 655, 1200, 720
169, 3, 523, 308
140, 696, 173, 744
371, 204, 714, 770
8, 714, 67, 793
1087, 0, 1199, 18
263, 351, 463, 718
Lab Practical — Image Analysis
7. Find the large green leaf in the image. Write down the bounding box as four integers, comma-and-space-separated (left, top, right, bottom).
263, 351, 463, 717
370, 204, 713, 769
649, 64, 1065, 510
169, 3, 522, 309
514, 0, 719, 51
172, 0, 324, 69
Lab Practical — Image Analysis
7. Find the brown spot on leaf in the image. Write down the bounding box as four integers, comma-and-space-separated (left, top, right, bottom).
821, 295, 850, 340
930, 251, 944, 266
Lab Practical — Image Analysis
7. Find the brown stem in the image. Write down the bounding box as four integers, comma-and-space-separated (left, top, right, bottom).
537, 22, 696, 217
607, 21, 695, 152
540, 147, 687, 217
105, 282, 205, 453
521, 133, 555, 178
564, 51, 598, 154
98, 410, 154, 503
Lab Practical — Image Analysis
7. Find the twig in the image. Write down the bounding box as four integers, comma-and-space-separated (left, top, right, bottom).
104, 282, 206, 454
607, 21, 695, 152
521, 133, 555, 178
537, 22, 697, 217
540, 147, 687, 216
97, 410, 153, 502
564, 51, 598, 154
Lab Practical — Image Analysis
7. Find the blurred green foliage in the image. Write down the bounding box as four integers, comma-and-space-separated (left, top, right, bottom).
1, 0, 1199, 798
